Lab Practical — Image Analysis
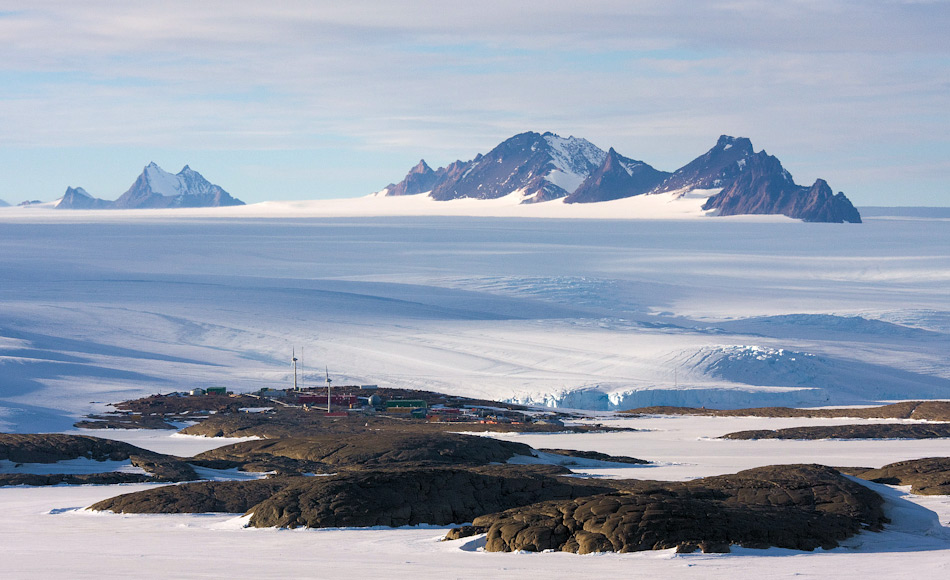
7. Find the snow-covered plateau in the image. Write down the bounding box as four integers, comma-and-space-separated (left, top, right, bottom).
1, 207, 949, 577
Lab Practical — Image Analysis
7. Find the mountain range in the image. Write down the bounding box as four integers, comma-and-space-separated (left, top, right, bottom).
54, 163, 244, 209
380, 132, 861, 223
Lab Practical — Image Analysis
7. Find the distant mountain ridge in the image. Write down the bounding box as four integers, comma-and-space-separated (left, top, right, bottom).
380, 133, 861, 223
385, 132, 614, 204
55, 163, 243, 210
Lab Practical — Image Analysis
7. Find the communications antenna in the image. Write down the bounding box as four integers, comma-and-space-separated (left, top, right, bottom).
292, 348, 298, 391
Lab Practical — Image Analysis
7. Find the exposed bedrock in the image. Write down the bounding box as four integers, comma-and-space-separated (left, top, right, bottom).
449, 464, 886, 554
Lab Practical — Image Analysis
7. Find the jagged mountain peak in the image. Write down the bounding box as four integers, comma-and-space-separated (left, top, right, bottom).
702, 152, 861, 223
714, 135, 754, 152
378, 131, 860, 222
387, 131, 609, 204
111, 163, 243, 209
565, 146, 670, 204
652, 135, 756, 194
55, 186, 112, 209
65, 186, 92, 197
409, 159, 432, 174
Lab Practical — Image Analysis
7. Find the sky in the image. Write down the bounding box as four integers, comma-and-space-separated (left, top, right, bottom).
0, 1, 948, 206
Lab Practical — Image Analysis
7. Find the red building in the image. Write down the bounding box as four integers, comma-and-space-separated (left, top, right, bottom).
297, 394, 358, 406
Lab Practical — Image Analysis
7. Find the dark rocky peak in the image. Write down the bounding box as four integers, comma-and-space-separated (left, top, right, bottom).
429, 131, 568, 202
390, 131, 607, 203
409, 159, 432, 174
715, 134, 754, 154
566, 147, 671, 204
653, 135, 754, 193
383, 159, 439, 196
702, 153, 861, 223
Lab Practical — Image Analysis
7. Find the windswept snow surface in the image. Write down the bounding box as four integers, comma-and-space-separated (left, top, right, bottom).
1, 212, 949, 429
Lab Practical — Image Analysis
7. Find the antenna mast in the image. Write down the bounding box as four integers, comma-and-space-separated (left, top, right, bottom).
325, 366, 332, 413
292, 348, 298, 391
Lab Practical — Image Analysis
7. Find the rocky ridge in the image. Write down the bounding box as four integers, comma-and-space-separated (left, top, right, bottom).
843, 458, 950, 495
0, 433, 197, 485
450, 464, 886, 554
382, 133, 861, 222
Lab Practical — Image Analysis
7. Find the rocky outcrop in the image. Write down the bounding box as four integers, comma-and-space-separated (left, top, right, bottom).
91, 477, 293, 514
0, 433, 159, 463
0, 434, 197, 485
622, 401, 950, 421
0, 472, 155, 486
653, 135, 754, 193
722, 423, 950, 440
383, 160, 440, 196
92, 464, 613, 528
845, 457, 950, 495
537, 448, 649, 465
248, 465, 609, 528
194, 432, 537, 473
701, 152, 861, 222
564, 148, 669, 203
450, 464, 885, 554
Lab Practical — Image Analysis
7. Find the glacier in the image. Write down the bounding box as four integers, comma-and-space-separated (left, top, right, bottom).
0, 211, 948, 432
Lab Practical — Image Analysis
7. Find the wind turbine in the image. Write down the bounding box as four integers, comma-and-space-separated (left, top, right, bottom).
325, 366, 332, 413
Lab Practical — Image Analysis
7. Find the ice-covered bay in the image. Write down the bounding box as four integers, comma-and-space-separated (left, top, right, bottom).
1, 213, 949, 430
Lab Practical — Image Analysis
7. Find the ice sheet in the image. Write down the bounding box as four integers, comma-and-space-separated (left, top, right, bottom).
1, 215, 948, 432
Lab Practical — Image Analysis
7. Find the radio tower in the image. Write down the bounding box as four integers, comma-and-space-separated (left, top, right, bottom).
292, 348, 298, 391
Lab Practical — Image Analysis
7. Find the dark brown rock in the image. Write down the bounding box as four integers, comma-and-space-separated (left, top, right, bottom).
0, 433, 162, 463
622, 401, 950, 421
845, 457, 950, 495
195, 432, 535, 470
90, 464, 613, 529
0, 434, 196, 484
91, 478, 294, 514
463, 464, 885, 554
538, 448, 648, 464
722, 423, 950, 440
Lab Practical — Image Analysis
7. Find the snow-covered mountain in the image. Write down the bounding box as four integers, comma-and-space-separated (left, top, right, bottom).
52, 163, 244, 210
0, 198, 9, 207
55, 187, 112, 210
113, 163, 244, 209
380, 133, 862, 223
383, 131, 611, 203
